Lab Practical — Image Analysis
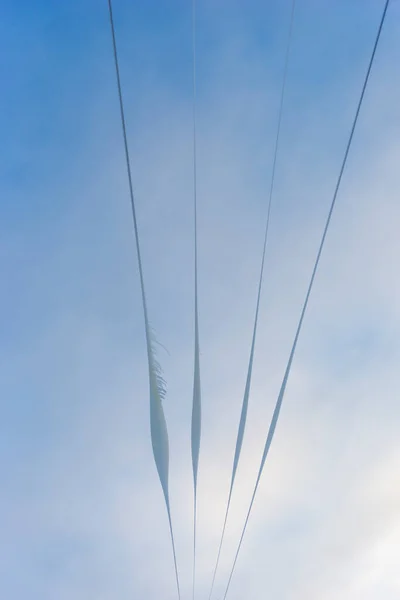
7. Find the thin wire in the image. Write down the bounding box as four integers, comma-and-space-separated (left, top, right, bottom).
207, 1, 297, 598
191, 1, 201, 598
221, 2, 390, 598
191, 0, 202, 599
106, 1, 181, 598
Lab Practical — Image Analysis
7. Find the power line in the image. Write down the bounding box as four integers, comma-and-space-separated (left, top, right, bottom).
207, 1, 297, 597
191, 0, 202, 599
221, 1, 391, 598
106, 1, 181, 598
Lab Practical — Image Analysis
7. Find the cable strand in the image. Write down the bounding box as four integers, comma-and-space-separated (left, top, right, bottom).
191, 0, 202, 599
107, 1, 181, 598
207, 2, 297, 597
221, 2, 390, 598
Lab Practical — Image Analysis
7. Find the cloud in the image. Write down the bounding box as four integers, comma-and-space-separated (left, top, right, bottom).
1, 3, 399, 599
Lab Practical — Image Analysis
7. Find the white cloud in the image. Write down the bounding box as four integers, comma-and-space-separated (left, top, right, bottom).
1, 7, 399, 599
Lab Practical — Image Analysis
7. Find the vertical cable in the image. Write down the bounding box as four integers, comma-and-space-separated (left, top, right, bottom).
191, 0, 202, 598
106, 1, 181, 597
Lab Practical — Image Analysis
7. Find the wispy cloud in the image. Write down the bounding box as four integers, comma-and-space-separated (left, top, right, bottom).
1, 2, 399, 599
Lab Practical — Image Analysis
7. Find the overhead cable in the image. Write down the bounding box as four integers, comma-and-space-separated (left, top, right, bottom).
107, 1, 181, 597
208, 1, 297, 597
221, 2, 391, 598
191, 0, 202, 599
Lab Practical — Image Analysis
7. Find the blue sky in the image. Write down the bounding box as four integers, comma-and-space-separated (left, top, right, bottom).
1, 1, 400, 599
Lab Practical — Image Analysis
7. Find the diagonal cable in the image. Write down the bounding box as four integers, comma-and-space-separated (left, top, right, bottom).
107, 1, 181, 597
191, 0, 202, 599
221, 1, 391, 598
207, 1, 297, 597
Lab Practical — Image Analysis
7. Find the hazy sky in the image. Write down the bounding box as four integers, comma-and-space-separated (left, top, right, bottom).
1, 1, 399, 599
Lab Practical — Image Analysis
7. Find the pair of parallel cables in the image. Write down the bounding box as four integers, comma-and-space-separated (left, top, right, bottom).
107, 2, 200, 598
107, 0, 391, 598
